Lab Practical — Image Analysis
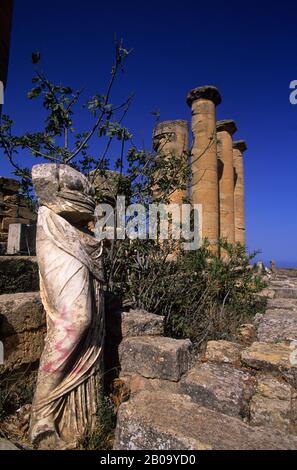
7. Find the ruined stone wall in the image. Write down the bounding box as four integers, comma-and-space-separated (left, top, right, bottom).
0, 177, 37, 254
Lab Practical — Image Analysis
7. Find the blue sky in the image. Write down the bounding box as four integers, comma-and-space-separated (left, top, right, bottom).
1, 0, 297, 266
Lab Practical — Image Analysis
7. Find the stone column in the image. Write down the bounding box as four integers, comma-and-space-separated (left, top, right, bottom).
186, 86, 221, 253
216, 120, 237, 244
233, 140, 247, 245
152, 120, 189, 205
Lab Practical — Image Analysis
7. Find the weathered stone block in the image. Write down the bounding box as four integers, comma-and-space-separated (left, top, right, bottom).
241, 342, 297, 387
121, 374, 179, 397
267, 298, 297, 310
236, 323, 256, 345
3, 194, 29, 206
2, 205, 36, 220
0, 292, 45, 334
1, 330, 45, 373
0, 232, 8, 242
107, 309, 164, 339
0, 292, 45, 373
0, 177, 20, 194
205, 340, 243, 364
249, 376, 294, 433
257, 309, 297, 343
119, 336, 192, 381
179, 362, 254, 418
1, 217, 30, 232
274, 288, 297, 299
256, 288, 275, 299
7, 224, 36, 255
0, 256, 39, 294
250, 395, 292, 432
114, 391, 297, 450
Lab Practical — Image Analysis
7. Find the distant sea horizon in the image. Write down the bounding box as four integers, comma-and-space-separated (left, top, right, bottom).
261, 260, 297, 269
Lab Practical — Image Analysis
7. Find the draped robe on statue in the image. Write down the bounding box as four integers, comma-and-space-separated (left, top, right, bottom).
29, 164, 104, 446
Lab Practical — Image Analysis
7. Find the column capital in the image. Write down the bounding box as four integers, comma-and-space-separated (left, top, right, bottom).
216, 119, 237, 136
233, 140, 247, 153
186, 85, 222, 107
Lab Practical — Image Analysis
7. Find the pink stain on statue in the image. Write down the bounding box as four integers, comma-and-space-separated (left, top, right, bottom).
41, 305, 82, 373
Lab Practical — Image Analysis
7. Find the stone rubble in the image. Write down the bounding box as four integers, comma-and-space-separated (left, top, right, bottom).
1, 259, 297, 449
0, 177, 36, 255
114, 268, 297, 449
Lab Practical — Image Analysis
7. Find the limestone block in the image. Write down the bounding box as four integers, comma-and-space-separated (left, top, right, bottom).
274, 288, 297, 299
0, 292, 46, 373
0, 292, 45, 334
0, 177, 20, 194
1, 217, 30, 232
250, 376, 294, 433
106, 309, 164, 339
241, 342, 297, 387
3, 205, 36, 220
267, 298, 297, 310
205, 340, 243, 364
120, 374, 179, 397
179, 362, 254, 418
1, 330, 45, 373
256, 288, 275, 299
257, 309, 297, 343
119, 336, 192, 381
3, 194, 30, 206
0, 232, 8, 242
114, 391, 297, 450
236, 323, 256, 345
7, 223, 36, 255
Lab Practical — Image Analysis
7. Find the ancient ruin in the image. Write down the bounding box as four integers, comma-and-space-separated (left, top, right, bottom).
152, 86, 248, 254
1, 85, 296, 453
233, 140, 247, 245
0, 177, 36, 255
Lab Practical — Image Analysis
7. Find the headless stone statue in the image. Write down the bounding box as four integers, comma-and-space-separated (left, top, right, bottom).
29, 163, 104, 448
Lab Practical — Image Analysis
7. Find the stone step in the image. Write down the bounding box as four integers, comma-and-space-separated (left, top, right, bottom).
267, 298, 297, 310
0, 256, 39, 294
0, 291, 45, 373
257, 309, 297, 343
249, 375, 296, 434
179, 362, 254, 418
106, 308, 164, 340
204, 340, 243, 364
241, 342, 297, 388
114, 391, 297, 450
273, 288, 297, 299
277, 269, 297, 279
119, 336, 192, 381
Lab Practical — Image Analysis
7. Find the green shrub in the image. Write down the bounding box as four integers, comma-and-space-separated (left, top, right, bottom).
110, 239, 267, 348
79, 395, 116, 450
